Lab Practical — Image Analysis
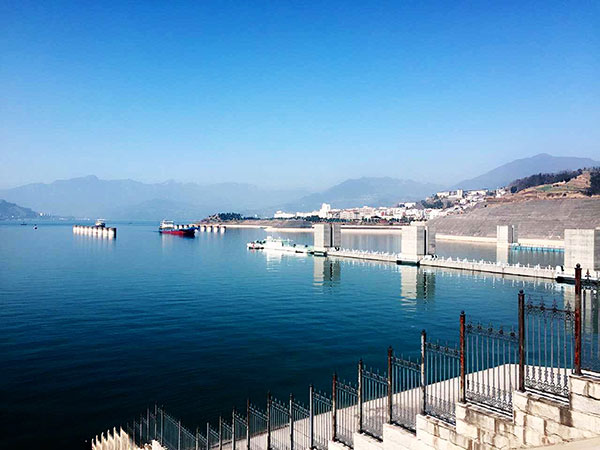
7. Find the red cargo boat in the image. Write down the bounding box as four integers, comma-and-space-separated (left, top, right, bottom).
159, 220, 196, 237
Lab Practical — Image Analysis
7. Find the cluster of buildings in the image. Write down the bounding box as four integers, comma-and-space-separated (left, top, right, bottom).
273, 188, 508, 223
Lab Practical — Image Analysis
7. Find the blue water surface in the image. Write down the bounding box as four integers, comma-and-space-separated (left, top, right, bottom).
0, 223, 568, 449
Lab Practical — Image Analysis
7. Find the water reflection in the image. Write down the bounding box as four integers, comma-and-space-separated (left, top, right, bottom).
436, 240, 563, 267
400, 266, 435, 301
341, 231, 403, 253
73, 234, 117, 252
313, 257, 341, 286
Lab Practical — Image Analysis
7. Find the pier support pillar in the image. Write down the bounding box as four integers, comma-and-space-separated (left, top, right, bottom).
313, 223, 341, 253
497, 225, 517, 246
402, 225, 429, 261
565, 228, 600, 276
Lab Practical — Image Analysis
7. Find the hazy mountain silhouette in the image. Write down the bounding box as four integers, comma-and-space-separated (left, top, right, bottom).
0, 199, 39, 220
3, 153, 599, 219
0, 175, 308, 219
279, 177, 444, 211
453, 153, 600, 190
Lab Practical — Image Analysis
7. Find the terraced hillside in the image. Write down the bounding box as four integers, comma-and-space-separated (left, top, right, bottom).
427, 198, 600, 240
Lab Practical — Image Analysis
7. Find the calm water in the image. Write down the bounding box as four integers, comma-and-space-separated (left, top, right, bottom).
0, 223, 568, 449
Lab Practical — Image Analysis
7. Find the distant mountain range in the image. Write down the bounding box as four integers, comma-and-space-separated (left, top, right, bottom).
0, 175, 308, 220
0, 199, 39, 220
279, 177, 443, 212
1, 153, 598, 220
453, 153, 599, 190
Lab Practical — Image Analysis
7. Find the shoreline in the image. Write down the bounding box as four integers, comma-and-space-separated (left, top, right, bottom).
216, 223, 564, 245
435, 233, 564, 248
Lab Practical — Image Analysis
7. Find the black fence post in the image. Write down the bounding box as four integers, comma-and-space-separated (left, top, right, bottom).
289, 393, 294, 450
196, 427, 200, 450
266, 392, 272, 450
575, 264, 582, 375
309, 385, 314, 449
387, 346, 393, 424
206, 422, 210, 450
161, 407, 164, 446
420, 330, 427, 415
232, 408, 236, 450
518, 290, 525, 392
332, 373, 337, 441
219, 416, 223, 450
246, 399, 251, 450
154, 404, 158, 441
358, 359, 364, 433
459, 311, 466, 403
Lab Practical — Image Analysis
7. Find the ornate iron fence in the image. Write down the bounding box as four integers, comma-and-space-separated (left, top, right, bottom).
463, 316, 519, 414
359, 362, 388, 440
333, 375, 358, 448
269, 395, 290, 450
207, 423, 220, 450
247, 403, 268, 450
582, 285, 600, 373
220, 419, 233, 450
310, 387, 332, 450
232, 410, 247, 450
423, 333, 460, 425
291, 398, 310, 450
389, 350, 421, 431
522, 294, 574, 398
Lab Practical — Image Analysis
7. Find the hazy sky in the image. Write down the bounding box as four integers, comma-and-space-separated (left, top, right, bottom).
1, 1, 598, 189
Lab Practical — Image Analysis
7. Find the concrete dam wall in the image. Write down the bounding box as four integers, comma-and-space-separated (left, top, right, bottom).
427, 198, 600, 241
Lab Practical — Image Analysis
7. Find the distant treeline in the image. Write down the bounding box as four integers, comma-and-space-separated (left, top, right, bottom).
508, 168, 600, 195
590, 170, 600, 195
207, 212, 247, 221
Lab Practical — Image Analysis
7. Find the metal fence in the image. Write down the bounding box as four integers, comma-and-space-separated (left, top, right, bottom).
221, 419, 233, 450
333, 376, 358, 447
359, 362, 388, 439
269, 396, 290, 450
247, 403, 268, 450
423, 333, 460, 425
310, 387, 332, 450
207, 423, 220, 450
463, 316, 519, 414
291, 398, 310, 450
232, 410, 247, 450
389, 350, 421, 431
582, 285, 600, 372
522, 294, 574, 398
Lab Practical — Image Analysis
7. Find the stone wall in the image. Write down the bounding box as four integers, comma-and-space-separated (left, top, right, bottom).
427, 198, 600, 240
348, 373, 600, 450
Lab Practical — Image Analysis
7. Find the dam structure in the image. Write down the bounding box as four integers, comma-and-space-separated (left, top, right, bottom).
321, 224, 599, 283
198, 224, 227, 233
92, 276, 600, 450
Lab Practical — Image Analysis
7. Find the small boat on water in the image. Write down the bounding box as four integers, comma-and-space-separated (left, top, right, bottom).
247, 236, 310, 253
94, 219, 106, 228
159, 220, 196, 237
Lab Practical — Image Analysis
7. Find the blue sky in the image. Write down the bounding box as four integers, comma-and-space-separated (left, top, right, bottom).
1, 1, 598, 189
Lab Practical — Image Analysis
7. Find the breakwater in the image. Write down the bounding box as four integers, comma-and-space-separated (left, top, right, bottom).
72, 224, 117, 238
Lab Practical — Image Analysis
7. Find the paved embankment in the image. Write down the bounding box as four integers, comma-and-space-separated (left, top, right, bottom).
420, 256, 558, 280
428, 198, 600, 241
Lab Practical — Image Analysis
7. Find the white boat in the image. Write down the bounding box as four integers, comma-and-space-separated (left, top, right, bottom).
247, 236, 310, 253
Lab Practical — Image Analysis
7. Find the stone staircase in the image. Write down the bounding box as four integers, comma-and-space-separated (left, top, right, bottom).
340, 373, 600, 450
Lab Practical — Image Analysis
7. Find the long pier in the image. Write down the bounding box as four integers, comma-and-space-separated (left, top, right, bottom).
419, 256, 558, 280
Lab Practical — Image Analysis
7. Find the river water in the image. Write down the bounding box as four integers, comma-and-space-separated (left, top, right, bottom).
0, 223, 568, 449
